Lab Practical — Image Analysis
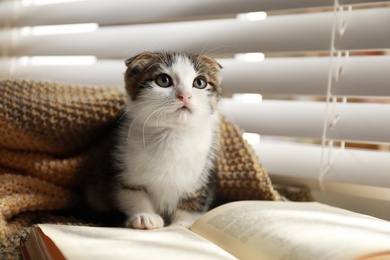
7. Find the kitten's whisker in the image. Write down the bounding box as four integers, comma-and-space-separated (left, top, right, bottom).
126, 105, 158, 142
202, 44, 243, 58
142, 107, 166, 148
156, 109, 169, 133
157, 52, 171, 68
199, 41, 210, 57
145, 62, 161, 73
116, 109, 129, 124
158, 104, 176, 126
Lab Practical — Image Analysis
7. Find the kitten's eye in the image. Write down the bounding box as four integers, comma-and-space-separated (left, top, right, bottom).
193, 77, 207, 89
155, 74, 172, 88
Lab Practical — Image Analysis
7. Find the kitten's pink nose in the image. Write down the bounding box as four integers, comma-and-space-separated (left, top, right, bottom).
177, 92, 192, 104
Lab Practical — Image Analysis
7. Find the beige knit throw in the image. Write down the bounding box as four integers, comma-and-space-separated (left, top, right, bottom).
0, 79, 308, 258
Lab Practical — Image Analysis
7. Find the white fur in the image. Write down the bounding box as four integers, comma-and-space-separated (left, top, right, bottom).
171, 210, 204, 227
115, 55, 219, 228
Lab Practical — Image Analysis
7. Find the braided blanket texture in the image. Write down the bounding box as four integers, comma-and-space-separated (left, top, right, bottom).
0, 79, 310, 259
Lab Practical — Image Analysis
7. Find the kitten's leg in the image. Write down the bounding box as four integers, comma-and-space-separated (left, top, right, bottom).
171, 209, 203, 228
116, 188, 164, 229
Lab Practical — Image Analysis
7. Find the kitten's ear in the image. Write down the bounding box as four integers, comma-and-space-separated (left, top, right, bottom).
125, 52, 155, 69
195, 55, 223, 70
125, 55, 140, 66
208, 57, 223, 70
124, 52, 157, 99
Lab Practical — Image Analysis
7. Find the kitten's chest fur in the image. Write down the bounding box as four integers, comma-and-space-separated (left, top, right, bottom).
118, 116, 217, 213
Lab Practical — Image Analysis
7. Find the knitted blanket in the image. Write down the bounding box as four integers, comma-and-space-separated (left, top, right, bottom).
0, 79, 310, 258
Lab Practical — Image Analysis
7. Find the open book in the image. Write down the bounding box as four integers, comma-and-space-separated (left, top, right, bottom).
22, 201, 390, 260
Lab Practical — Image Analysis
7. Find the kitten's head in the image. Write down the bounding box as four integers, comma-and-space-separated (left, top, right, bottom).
124, 52, 222, 127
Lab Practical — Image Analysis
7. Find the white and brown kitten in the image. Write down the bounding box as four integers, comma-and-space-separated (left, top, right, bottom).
87, 52, 222, 229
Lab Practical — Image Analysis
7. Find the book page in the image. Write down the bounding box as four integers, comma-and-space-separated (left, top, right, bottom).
25, 226, 66, 260
38, 224, 237, 260
190, 201, 390, 260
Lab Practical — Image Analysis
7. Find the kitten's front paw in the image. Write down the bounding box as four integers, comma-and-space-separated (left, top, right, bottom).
126, 213, 164, 229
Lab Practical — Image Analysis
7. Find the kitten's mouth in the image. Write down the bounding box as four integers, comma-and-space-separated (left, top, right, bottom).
177, 106, 192, 113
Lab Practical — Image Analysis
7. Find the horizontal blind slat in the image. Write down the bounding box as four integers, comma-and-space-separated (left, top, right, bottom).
0, 59, 125, 86
220, 56, 390, 97
335, 8, 390, 51
5, 14, 332, 57
255, 141, 390, 200
220, 99, 390, 143
3, 56, 389, 97
2, 0, 387, 27
332, 55, 390, 97
220, 58, 329, 96
221, 100, 325, 139
328, 102, 390, 144
5, 8, 389, 58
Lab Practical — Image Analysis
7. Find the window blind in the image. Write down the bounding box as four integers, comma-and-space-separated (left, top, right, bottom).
1, 0, 390, 220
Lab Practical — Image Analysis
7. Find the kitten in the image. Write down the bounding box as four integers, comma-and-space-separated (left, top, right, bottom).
87, 52, 222, 229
